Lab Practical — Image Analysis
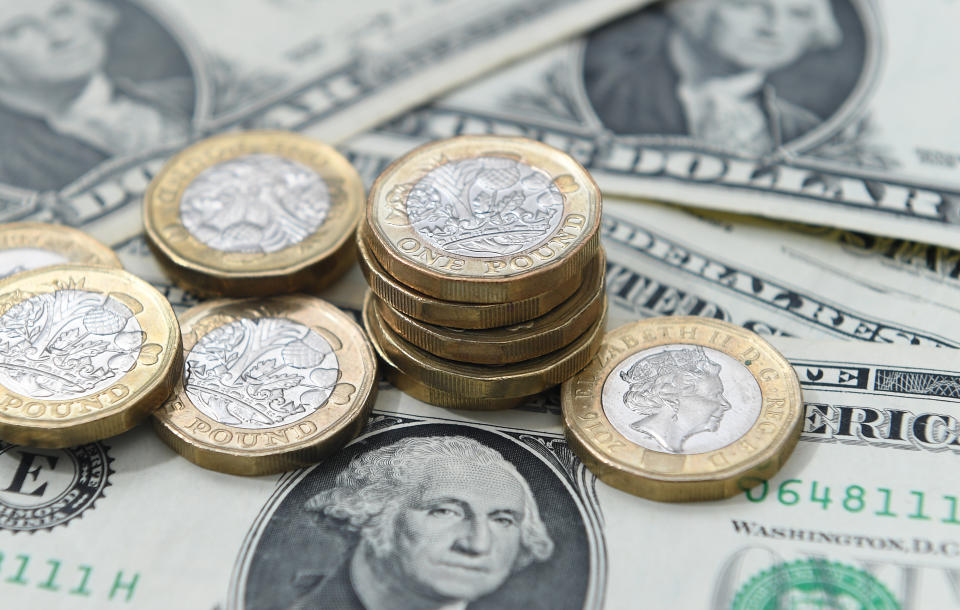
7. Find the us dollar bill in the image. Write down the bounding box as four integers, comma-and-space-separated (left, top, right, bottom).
596, 197, 960, 347
0, 0, 651, 245
252, 143, 959, 351
364, 0, 960, 249
1, 340, 957, 609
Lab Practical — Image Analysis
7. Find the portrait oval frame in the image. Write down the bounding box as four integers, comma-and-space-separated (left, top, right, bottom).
572, 0, 884, 160
227, 418, 607, 610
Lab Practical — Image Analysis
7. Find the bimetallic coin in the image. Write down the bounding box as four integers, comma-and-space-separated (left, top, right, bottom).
357, 228, 580, 329
0, 223, 121, 279
365, 136, 601, 303
0, 266, 182, 448
153, 295, 377, 475
144, 131, 364, 297
363, 292, 606, 400
376, 249, 606, 364
562, 318, 803, 502
364, 304, 525, 410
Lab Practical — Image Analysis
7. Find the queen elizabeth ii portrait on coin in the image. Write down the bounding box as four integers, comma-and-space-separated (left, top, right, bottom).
238, 424, 597, 610
602, 345, 762, 455
583, 0, 869, 155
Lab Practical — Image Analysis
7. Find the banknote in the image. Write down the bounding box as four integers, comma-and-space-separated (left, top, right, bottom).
0, 339, 957, 608
248, 143, 960, 351
365, 0, 960, 249
596, 197, 960, 347
0, 0, 651, 245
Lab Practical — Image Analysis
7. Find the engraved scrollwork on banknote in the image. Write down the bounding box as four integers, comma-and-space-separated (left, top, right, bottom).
184, 317, 340, 429
404, 157, 564, 257
179, 154, 331, 254
0, 290, 145, 399
601, 344, 761, 454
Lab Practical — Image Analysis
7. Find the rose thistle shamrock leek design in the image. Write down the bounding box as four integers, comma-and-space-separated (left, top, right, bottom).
0, 290, 146, 399
400, 157, 565, 258
184, 317, 341, 429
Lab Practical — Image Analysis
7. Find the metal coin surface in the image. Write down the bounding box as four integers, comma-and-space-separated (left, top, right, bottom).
363, 291, 606, 399
562, 317, 803, 502
153, 295, 377, 475
0, 223, 121, 279
357, 228, 580, 329
363, 303, 526, 410
0, 266, 182, 448
365, 135, 601, 303
144, 131, 363, 297
376, 249, 606, 364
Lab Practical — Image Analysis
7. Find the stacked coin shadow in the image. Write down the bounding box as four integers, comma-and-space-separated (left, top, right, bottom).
358, 135, 608, 409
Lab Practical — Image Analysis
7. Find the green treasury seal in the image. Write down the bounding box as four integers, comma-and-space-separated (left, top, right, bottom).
732, 559, 899, 610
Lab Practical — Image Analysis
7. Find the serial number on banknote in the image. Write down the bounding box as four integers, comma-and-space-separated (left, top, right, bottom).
741, 477, 960, 525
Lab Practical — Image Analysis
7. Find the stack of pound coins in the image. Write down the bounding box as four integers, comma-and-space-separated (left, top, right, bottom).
359, 135, 607, 409
144, 130, 364, 297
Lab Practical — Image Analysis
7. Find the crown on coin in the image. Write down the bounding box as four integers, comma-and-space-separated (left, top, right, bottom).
620, 346, 711, 385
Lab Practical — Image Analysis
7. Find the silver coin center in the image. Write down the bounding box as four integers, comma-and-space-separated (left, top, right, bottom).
601, 344, 761, 455
0, 290, 144, 400
184, 317, 340, 430
0, 248, 69, 279
179, 154, 331, 254
405, 156, 564, 258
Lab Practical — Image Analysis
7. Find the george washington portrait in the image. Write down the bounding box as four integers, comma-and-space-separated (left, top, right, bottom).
239, 424, 595, 610
582, 0, 868, 155
0, 0, 196, 191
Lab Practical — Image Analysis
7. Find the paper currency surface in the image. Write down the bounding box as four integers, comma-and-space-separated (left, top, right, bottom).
0, 340, 956, 609
1, 1, 958, 608
332, 144, 960, 350
363, 0, 960, 249
0, 0, 651, 244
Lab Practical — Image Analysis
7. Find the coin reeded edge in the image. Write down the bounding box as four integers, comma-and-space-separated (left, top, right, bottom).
357, 227, 581, 329
361, 296, 530, 411
375, 249, 606, 364
364, 291, 607, 398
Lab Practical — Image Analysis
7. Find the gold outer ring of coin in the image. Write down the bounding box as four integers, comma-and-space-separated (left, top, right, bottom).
362, 300, 528, 410
363, 291, 606, 399
0, 223, 122, 276
0, 266, 182, 448
152, 294, 378, 475
364, 135, 602, 303
144, 130, 364, 297
357, 227, 580, 329
561, 317, 803, 502
376, 249, 606, 364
